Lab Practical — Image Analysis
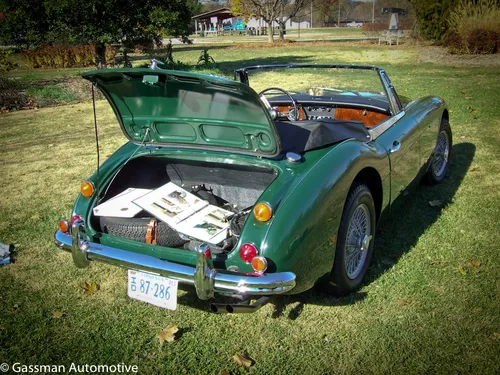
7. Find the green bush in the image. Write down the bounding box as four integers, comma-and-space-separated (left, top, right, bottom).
446, 0, 500, 54
412, 0, 460, 40
146, 42, 189, 71
0, 49, 17, 71
196, 49, 216, 68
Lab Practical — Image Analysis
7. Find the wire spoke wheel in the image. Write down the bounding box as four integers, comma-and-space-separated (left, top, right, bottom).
322, 182, 376, 296
432, 130, 450, 178
344, 203, 372, 280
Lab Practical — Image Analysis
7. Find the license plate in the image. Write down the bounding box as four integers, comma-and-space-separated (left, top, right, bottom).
127, 270, 178, 310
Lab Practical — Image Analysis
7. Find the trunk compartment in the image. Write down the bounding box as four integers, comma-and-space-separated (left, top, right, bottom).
90, 156, 277, 251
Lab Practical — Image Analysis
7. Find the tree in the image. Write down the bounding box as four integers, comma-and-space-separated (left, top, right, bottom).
409, 0, 459, 39
0, 0, 197, 67
231, 0, 312, 42
352, 1, 375, 22
197, 1, 227, 15
0, 0, 51, 47
313, 0, 339, 27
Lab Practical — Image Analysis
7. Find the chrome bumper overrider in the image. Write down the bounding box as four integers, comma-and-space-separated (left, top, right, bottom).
54, 221, 296, 300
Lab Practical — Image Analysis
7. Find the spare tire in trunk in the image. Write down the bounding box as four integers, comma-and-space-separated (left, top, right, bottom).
99, 217, 187, 248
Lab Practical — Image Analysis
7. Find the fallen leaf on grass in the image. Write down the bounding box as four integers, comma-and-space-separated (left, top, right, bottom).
431, 261, 441, 265
397, 299, 410, 306
157, 325, 179, 345
81, 282, 100, 295
52, 310, 65, 319
470, 167, 480, 172
459, 261, 481, 274
328, 235, 336, 246
233, 353, 253, 368
428, 200, 443, 207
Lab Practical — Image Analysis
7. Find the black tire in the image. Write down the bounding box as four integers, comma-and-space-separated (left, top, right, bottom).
321, 183, 376, 296
425, 119, 452, 185
99, 217, 186, 248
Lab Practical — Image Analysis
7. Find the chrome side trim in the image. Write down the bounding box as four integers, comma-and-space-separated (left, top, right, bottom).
54, 229, 296, 298
368, 111, 405, 140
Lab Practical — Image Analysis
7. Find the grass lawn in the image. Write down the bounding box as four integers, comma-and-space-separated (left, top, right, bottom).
0, 44, 499, 374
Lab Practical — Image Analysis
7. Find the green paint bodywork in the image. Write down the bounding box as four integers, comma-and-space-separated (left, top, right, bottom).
71, 68, 448, 295
82, 69, 281, 157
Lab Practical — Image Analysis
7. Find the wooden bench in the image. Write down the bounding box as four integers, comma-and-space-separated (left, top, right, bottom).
378, 30, 405, 45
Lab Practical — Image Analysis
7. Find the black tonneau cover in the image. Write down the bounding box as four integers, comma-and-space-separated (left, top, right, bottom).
276, 119, 370, 154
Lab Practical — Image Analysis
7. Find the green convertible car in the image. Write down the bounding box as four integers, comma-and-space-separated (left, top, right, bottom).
54, 63, 452, 313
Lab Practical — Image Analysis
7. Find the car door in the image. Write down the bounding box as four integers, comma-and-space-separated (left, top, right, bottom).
374, 71, 421, 205
375, 113, 420, 204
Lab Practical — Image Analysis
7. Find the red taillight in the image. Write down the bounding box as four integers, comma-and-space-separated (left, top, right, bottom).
71, 215, 82, 226
239, 243, 257, 263
203, 247, 212, 259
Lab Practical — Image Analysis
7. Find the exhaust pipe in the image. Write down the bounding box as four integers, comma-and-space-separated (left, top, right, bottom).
210, 297, 270, 314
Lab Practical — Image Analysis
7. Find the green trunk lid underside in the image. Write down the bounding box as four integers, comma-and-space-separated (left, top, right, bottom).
83, 68, 281, 157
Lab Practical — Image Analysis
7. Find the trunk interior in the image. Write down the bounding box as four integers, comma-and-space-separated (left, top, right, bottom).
90, 156, 277, 252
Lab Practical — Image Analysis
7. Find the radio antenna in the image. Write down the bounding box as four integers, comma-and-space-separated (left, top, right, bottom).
92, 82, 101, 203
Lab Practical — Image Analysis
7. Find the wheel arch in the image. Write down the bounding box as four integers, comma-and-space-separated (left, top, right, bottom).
442, 108, 449, 123
351, 167, 383, 223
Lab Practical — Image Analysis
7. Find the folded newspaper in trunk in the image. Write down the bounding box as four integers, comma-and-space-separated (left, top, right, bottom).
93, 188, 152, 217
133, 182, 232, 245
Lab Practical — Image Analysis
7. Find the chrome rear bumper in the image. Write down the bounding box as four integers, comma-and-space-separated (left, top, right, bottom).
54, 221, 296, 300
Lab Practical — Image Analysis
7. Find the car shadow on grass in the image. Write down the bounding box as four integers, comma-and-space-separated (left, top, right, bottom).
365, 142, 475, 284
178, 143, 475, 318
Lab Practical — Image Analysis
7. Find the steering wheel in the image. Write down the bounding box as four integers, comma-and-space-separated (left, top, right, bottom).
259, 87, 300, 121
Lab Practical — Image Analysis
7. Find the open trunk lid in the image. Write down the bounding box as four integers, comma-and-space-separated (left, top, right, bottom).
83, 68, 281, 157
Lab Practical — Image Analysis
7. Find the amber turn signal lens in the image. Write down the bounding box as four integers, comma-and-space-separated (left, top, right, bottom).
58, 219, 69, 233
251, 256, 268, 274
253, 202, 272, 222
80, 181, 94, 198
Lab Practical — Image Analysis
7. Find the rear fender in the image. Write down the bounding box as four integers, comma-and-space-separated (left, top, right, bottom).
261, 139, 390, 293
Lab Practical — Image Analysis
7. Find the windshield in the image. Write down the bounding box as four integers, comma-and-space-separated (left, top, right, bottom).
244, 66, 387, 101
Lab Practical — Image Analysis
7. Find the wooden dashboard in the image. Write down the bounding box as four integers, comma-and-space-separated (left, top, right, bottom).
334, 108, 389, 128
273, 105, 389, 128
